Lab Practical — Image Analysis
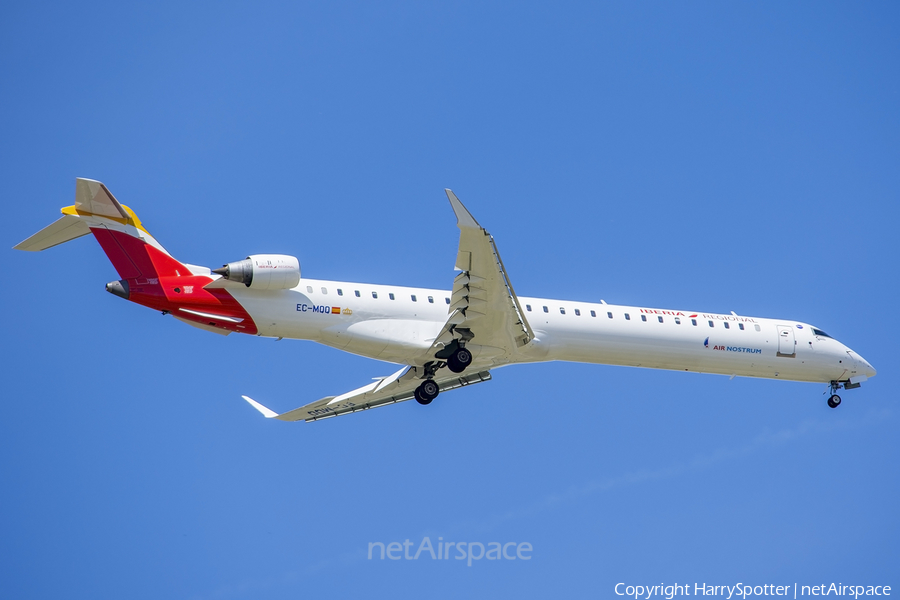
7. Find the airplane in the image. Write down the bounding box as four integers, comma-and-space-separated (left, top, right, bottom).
15, 178, 876, 422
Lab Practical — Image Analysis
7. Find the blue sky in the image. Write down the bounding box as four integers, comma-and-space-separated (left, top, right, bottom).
2, 2, 898, 598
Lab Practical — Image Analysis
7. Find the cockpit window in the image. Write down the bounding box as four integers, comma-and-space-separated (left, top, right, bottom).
812, 328, 832, 338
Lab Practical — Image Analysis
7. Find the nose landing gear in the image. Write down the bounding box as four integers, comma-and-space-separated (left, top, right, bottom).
826, 381, 843, 408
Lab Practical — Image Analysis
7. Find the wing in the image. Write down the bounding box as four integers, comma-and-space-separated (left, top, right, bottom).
241, 189, 525, 423
421, 190, 533, 367
243, 366, 491, 422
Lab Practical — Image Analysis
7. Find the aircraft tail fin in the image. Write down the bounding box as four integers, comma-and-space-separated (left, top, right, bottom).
14, 178, 192, 280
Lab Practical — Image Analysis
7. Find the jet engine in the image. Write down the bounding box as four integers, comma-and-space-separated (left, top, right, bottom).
213, 254, 301, 290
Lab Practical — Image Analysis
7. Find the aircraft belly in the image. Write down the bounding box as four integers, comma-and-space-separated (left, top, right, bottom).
539, 324, 835, 383
232, 289, 446, 362
344, 318, 440, 361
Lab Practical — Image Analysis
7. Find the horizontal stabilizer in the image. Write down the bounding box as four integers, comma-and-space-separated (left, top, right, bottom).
14, 215, 91, 251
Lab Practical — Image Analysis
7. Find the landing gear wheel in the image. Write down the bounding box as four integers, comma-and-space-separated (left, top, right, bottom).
414, 388, 432, 405
415, 380, 440, 405
447, 347, 473, 373
827, 394, 842, 408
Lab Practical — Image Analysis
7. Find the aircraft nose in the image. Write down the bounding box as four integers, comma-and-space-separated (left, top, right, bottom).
854, 353, 877, 378
863, 358, 877, 378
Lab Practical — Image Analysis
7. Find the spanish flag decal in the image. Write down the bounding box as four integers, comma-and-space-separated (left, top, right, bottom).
333, 307, 341, 315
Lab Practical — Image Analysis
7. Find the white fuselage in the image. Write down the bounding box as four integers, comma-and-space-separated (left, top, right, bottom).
230, 278, 875, 385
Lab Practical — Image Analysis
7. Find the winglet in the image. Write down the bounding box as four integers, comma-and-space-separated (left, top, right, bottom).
445, 189, 481, 229
241, 395, 279, 419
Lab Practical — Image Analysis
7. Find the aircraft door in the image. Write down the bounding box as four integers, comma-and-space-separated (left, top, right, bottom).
777, 325, 796, 357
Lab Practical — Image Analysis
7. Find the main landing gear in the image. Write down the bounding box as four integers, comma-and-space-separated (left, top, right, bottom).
415, 380, 440, 405
416, 338, 473, 406
447, 347, 472, 373
436, 339, 473, 374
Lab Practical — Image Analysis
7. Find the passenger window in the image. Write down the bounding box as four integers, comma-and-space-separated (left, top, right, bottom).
641, 315, 647, 322
754, 324, 761, 332
526, 304, 532, 311
307, 286, 313, 293
372, 291, 378, 299
675, 317, 681, 325
337, 289, 343, 296
724, 322, 730, 329
590, 310, 596, 317
608, 312, 613, 319
560, 307, 566, 315
445, 298, 450, 304
691, 319, 697, 326
543, 306, 549, 313
658, 316, 664, 323
625, 313, 631, 320
321, 287, 327, 294
411, 295, 417, 302
574, 309, 581, 316
354, 290, 361, 297
389, 293, 395, 300
739, 323, 744, 330
708, 321, 714, 327
428, 296, 434, 303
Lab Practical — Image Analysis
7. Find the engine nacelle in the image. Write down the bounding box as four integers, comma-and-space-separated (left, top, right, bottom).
213, 254, 301, 290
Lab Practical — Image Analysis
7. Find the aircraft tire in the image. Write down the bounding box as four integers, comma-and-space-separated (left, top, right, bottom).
827, 394, 842, 408
415, 380, 439, 405
421, 380, 439, 399
415, 387, 433, 405
447, 348, 472, 373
